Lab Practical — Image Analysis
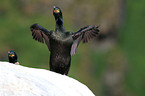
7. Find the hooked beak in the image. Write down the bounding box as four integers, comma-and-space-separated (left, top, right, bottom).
53, 6, 60, 13
9, 54, 15, 57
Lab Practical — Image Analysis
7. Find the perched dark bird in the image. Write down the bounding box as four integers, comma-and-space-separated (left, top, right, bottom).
8, 50, 19, 65
30, 6, 100, 75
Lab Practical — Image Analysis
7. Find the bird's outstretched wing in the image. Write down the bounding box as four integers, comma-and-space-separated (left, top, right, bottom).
71, 25, 100, 55
30, 23, 52, 51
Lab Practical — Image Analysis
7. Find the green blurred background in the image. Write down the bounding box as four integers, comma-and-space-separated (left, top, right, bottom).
0, 0, 145, 96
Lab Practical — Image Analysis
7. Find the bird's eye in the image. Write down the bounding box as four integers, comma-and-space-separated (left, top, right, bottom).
54, 9, 60, 13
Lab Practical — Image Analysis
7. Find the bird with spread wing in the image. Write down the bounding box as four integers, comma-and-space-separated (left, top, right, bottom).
30, 6, 100, 75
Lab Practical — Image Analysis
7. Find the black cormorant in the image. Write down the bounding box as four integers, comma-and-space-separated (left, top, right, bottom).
8, 50, 19, 65
30, 6, 100, 75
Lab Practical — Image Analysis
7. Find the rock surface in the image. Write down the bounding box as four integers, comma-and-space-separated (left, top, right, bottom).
0, 61, 95, 96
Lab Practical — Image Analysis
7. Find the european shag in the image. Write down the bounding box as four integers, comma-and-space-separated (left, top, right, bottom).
8, 50, 19, 65
30, 6, 100, 75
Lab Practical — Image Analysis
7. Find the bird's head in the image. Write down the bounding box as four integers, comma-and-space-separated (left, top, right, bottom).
8, 50, 17, 58
53, 6, 62, 19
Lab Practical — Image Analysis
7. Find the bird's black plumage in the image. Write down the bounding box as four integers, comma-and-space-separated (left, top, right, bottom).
8, 50, 19, 65
30, 6, 100, 75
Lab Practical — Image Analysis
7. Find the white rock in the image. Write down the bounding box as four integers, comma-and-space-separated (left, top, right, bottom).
0, 61, 95, 96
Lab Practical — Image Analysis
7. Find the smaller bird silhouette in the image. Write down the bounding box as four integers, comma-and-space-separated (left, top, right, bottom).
8, 50, 19, 65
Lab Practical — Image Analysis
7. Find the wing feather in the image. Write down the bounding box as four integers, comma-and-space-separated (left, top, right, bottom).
30, 23, 51, 51
71, 25, 100, 55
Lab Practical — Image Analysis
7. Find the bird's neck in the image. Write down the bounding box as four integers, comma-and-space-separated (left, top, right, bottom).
55, 17, 65, 32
